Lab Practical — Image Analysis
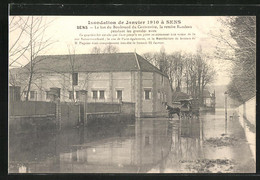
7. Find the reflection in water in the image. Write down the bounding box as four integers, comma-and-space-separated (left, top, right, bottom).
9, 115, 205, 173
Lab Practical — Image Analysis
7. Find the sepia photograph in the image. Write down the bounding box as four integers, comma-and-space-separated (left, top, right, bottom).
8, 15, 256, 173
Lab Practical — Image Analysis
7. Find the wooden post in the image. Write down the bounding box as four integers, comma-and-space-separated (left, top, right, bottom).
79, 90, 87, 126
224, 91, 228, 134
50, 87, 61, 130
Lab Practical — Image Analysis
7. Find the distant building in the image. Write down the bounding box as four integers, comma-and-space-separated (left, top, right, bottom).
10, 52, 172, 117
202, 89, 216, 110
172, 91, 192, 103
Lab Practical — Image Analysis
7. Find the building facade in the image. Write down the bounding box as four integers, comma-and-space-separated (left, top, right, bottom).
10, 53, 172, 117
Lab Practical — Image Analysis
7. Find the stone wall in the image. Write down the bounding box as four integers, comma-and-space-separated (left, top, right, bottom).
237, 96, 256, 162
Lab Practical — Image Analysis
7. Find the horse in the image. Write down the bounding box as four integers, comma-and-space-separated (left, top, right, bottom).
165, 103, 181, 119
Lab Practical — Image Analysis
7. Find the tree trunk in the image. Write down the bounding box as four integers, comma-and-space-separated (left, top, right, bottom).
25, 17, 33, 101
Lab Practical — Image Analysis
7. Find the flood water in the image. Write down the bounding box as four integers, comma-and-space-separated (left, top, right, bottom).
9, 109, 255, 173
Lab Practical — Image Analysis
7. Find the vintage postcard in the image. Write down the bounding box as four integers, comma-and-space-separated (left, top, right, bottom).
8, 15, 256, 173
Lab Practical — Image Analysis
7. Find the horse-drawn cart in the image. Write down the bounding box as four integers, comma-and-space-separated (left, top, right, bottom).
165, 98, 200, 120
179, 98, 200, 119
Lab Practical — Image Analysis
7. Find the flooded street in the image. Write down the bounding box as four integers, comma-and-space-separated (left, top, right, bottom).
9, 109, 255, 173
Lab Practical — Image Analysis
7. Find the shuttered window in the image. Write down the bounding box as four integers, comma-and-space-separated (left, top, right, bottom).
144, 90, 151, 100
69, 91, 73, 99
30, 91, 36, 99
117, 90, 122, 99
92, 91, 97, 99
99, 90, 105, 99
72, 73, 78, 85
46, 91, 51, 99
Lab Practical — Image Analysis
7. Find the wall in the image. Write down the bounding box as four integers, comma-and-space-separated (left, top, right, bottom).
121, 102, 135, 115
9, 101, 56, 117
60, 102, 80, 128
238, 96, 256, 126
112, 72, 132, 102
18, 70, 171, 117
142, 72, 153, 114
237, 96, 256, 162
139, 72, 170, 117
25, 72, 133, 103
9, 86, 21, 101
86, 102, 120, 113
9, 101, 56, 134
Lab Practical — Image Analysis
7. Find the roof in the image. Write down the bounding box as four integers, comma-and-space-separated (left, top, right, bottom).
172, 91, 191, 102
17, 52, 167, 76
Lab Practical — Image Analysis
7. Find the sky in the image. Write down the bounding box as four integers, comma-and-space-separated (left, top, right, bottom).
9, 16, 233, 86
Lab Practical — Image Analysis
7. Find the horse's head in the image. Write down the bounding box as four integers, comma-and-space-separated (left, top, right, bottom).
163, 102, 168, 109
165, 104, 169, 110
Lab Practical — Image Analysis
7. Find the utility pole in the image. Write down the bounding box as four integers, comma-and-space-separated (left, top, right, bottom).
224, 91, 228, 134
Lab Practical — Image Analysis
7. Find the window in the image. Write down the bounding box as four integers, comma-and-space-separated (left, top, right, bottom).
117, 90, 122, 100
72, 73, 78, 86
30, 91, 35, 99
92, 91, 97, 99
99, 90, 105, 99
144, 90, 151, 100
46, 91, 51, 99
69, 91, 73, 99
76, 91, 79, 99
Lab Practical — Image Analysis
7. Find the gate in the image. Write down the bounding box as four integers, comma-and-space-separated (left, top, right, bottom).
79, 103, 85, 125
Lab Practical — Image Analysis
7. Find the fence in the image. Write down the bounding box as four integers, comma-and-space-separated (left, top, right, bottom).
9, 101, 56, 134
236, 96, 256, 162
9, 101, 56, 117
60, 102, 80, 128
9, 101, 135, 132
86, 102, 121, 114
121, 102, 135, 115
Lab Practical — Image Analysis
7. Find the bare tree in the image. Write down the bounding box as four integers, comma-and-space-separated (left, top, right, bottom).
158, 46, 169, 74
15, 16, 56, 101
212, 16, 256, 102
201, 62, 216, 103
168, 51, 183, 91
67, 45, 77, 101
142, 46, 216, 99
103, 43, 119, 54
91, 46, 101, 54
62, 44, 94, 102
9, 16, 30, 67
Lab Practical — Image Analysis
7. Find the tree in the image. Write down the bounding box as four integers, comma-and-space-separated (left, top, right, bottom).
213, 16, 256, 103
9, 16, 30, 67
91, 46, 101, 54
142, 46, 216, 103
158, 46, 169, 74
67, 45, 77, 101
201, 62, 216, 103
90, 44, 119, 54
142, 47, 175, 90
65, 44, 92, 102
169, 51, 183, 91
102, 43, 119, 54
11, 16, 56, 101
142, 52, 160, 69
